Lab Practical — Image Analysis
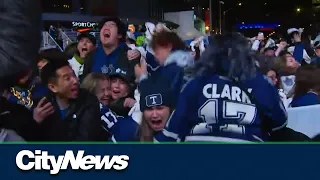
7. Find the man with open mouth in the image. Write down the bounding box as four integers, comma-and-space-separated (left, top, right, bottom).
38, 53, 105, 141
81, 17, 141, 88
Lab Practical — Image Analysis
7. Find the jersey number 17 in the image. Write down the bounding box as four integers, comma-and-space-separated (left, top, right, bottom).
198, 99, 257, 133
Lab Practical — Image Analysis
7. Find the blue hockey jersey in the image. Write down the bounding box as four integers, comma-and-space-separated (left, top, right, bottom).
146, 51, 160, 73
154, 73, 288, 142
100, 104, 139, 142
8, 83, 49, 110
290, 92, 320, 107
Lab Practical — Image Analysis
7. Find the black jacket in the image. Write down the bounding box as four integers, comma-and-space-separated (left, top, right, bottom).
39, 89, 108, 141
0, 97, 43, 141
269, 127, 310, 142
109, 97, 132, 117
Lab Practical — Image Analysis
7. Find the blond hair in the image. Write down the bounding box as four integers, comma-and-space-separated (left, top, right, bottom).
138, 115, 154, 142
81, 73, 109, 94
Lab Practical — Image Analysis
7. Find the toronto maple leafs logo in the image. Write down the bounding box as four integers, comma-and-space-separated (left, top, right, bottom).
109, 64, 115, 73
101, 65, 108, 74
115, 68, 127, 75
101, 64, 115, 74
284, 77, 294, 86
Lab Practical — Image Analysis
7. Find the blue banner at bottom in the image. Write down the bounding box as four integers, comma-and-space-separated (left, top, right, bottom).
0, 144, 319, 180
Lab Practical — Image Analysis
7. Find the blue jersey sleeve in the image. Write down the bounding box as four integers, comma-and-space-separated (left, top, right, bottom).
100, 104, 122, 134
100, 104, 139, 142
146, 51, 160, 72
109, 118, 139, 142
292, 42, 304, 64
290, 93, 320, 107
251, 75, 288, 131
170, 70, 184, 101
154, 79, 199, 142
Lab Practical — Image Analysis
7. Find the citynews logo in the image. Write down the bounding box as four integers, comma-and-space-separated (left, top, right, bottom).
16, 150, 129, 175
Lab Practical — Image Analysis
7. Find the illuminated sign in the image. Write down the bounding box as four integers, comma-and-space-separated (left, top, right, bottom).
72, 22, 98, 28
237, 23, 280, 30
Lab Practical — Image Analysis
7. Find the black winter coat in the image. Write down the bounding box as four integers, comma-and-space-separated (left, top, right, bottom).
39, 89, 108, 141
0, 97, 43, 141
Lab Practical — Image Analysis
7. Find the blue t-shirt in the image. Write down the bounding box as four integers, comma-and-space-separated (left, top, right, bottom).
60, 108, 68, 120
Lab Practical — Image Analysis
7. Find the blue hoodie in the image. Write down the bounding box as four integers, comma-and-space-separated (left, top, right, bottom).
91, 43, 126, 74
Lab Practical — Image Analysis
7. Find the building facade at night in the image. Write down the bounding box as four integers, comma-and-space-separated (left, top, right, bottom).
162, 0, 211, 33
41, 0, 164, 27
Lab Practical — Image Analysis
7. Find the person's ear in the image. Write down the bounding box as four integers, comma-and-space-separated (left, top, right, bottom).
48, 82, 58, 93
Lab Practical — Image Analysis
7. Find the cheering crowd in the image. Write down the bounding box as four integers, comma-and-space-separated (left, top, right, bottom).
1, 1, 320, 142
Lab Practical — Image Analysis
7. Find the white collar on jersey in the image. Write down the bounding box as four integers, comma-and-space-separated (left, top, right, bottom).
164, 50, 194, 68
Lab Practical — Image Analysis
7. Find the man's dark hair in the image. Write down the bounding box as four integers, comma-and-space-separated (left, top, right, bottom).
263, 47, 276, 53
38, 48, 62, 64
40, 52, 70, 85
99, 17, 127, 42
77, 33, 97, 45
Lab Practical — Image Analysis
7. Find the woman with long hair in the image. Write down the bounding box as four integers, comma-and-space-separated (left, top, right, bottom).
260, 66, 291, 109
154, 33, 287, 142
137, 77, 175, 142
274, 52, 300, 97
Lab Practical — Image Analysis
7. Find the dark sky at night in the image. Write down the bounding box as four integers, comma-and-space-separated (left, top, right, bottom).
163, 0, 316, 37
218, 1, 312, 25
219, 0, 314, 35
